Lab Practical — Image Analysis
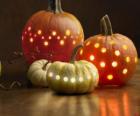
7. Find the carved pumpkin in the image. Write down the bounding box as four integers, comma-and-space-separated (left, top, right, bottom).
76, 15, 138, 86
22, 0, 84, 64
46, 45, 99, 94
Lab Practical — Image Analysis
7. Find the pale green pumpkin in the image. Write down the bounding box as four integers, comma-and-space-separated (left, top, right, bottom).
46, 45, 99, 94
27, 59, 52, 87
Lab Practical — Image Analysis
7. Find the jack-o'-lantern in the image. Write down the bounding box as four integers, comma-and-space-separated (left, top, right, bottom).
22, 0, 84, 64
76, 15, 138, 86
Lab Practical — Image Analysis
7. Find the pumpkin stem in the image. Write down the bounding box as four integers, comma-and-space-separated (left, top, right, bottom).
70, 45, 83, 63
42, 62, 49, 71
47, 0, 63, 13
101, 15, 113, 35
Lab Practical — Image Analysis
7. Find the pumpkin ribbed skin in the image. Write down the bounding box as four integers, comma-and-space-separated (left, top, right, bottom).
46, 60, 99, 94
28, 59, 52, 87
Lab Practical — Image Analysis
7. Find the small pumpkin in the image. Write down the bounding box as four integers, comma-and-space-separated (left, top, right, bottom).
76, 15, 138, 86
46, 45, 99, 94
22, 0, 84, 64
27, 59, 52, 87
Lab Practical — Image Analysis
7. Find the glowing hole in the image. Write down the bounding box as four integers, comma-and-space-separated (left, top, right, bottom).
29, 33, 32, 36
34, 34, 37, 37
28, 26, 31, 31
71, 78, 76, 83
29, 38, 33, 43
94, 43, 100, 48
79, 77, 83, 82
122, 68, 128, 75
52, 31, 57, 36
42, 36, 45, 39
56, 75, 60, 80
71, 36, 74, 39
60, 40, 65, 46
90, 55, 95, 61
100, 61, 106, 68
48, 36, 52, 40
64, 77, 68, 82
44, 41, 49, 46
135, 57, 138, 63
24, 31, 27, 34
64, 36, 67, 39
115, 50, 120, 56
107, 74, 113, 80
101, 48, 107, 53
126, 57, 130, 63
73, 40, 76, 45
48, 72, 53, 77
65, 29, 71, 36
37, 30, 42, 35
123, 45, 128, 50
112, 61, 118, 67
80, 49, 83, 55
57, 36, 60, 40
86, 41, 91, 46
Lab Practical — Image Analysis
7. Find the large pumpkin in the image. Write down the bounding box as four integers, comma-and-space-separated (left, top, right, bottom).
22, 0, 84, 64
47, 45, 99, 94
76, 15, 138, 86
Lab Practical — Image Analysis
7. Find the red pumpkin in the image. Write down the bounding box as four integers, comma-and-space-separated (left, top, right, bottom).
22, 0, 84, 64
76, 15, 138, 86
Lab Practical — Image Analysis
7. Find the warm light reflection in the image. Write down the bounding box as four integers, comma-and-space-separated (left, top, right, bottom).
90, 55, 95, 61
100, 92, 130, 116
109, 40, 115, 45
42, 36, 45, 40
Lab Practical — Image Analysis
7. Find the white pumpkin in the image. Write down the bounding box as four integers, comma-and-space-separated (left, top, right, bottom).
27, 59, 52, 87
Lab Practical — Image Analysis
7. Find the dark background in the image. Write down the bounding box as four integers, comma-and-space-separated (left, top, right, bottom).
0, 0, 140, 60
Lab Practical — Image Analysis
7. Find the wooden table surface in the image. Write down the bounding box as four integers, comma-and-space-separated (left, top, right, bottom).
0, 61, 140, 116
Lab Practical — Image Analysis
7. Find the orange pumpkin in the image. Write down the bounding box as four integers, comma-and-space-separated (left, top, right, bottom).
76, 15, 138, 86
22, 0, 84, 64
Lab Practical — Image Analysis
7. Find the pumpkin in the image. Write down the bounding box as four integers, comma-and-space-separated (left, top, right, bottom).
76, 15, 138, 86
46, 45, 99, 94
22, 0, 84, 64
27, 59, 52, 87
